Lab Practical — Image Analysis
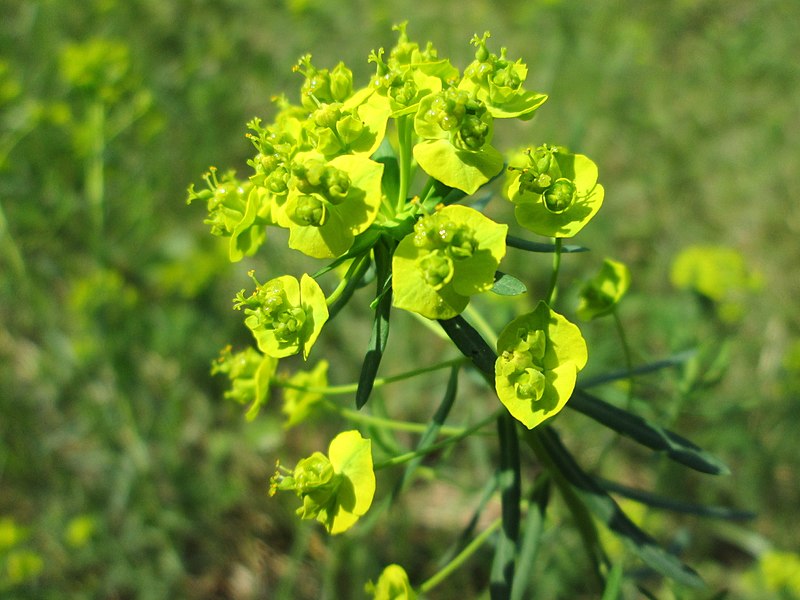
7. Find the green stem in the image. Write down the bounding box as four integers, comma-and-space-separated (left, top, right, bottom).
276, 356, 467, 396
419, 516, 503, 594
325, 252, 371, 307
373, 409, 501, 470
546, 237, 563, 305
396, 115, 413, 212
320, 398, 468, 436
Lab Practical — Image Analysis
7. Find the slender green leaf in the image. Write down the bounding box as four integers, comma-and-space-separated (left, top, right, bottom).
491, 271, 527, 296
506, 234, 588, 253
356, 239, 393, 409
579, 350, 696, 388
437, 314, 496, 379
569, 390, 730, 475
326, 253, 373, 320
597, 478, 755, 521
535, 427, 705, 589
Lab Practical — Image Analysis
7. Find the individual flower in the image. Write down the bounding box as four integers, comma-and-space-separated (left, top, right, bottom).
270, 430, 376, 534
234, 272, 328, 359
277, 152, 384, 258
307, 93, 391, 157
294, 54, 355, 110
365, 564, 417, 599
392, 205, 507, 320
495, 301, 588, 429
281, 360, 329, 428
360, 23, 456, 115
577, 258, 631, 321
211, 345, 278, 420
458, 32, 548, 120
506, 145, 604, 238
187, 168, 270, 261
413, 87, 504, 195
670, 245, 761, 323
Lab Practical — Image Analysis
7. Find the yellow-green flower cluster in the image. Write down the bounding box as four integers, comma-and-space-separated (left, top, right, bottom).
495, 302, 588, 429
270, 430, 375, 534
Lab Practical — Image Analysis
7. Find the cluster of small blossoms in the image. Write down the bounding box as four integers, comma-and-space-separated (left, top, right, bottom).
191, 24, 617, 549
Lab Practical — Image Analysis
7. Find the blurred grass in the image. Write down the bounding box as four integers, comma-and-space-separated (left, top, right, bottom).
1, 0, 799, 597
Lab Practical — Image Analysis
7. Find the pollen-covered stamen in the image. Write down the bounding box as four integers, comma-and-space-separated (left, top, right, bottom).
417, 250, 454, 290
543, 179, 577, 213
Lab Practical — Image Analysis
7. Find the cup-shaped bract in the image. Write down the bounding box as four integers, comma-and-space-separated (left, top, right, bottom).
459, 32, 548, 120
392, 205, 507, 320
413, 88, 504, 194
280, 152, 384, 258
365, 564, 417, 599
507, 147, 604, 238
577, 258, 631, 321
236, 273, 328, 359
495, 301, 587, 429
270, 430, 375, 535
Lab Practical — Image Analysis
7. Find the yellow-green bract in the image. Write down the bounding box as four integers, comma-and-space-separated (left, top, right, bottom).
507, 147, 604, 238
270, 430, 376, 535
365, 564, 417, 599
392, 205, 507, 320
495, 301, 587, 429
238, 273, 328, 359
276, 152, 384, 258
577, 258, 631, 321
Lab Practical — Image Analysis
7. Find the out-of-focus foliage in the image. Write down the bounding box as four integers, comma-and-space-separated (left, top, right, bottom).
1, 0, 798, 598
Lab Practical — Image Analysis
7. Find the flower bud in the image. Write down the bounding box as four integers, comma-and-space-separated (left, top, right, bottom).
330, 62, 353, 101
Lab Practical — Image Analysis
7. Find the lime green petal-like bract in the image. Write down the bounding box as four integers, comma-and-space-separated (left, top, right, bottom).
326, 430, 376, 534
392, 205, 507, 320
577, 258, 631, 321
495, 301, 587, 429
508, 152, 603, 238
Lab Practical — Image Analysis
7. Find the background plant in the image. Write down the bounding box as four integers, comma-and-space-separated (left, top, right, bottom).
1, 1, 798, 598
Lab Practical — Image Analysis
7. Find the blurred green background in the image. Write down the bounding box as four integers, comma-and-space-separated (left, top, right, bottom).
1, 0, 798, 598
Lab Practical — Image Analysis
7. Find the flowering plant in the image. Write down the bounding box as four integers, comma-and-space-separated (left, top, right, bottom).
190, 23, 748, 598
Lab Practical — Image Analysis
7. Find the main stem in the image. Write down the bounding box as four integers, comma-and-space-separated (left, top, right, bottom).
546, 237, 563, 305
